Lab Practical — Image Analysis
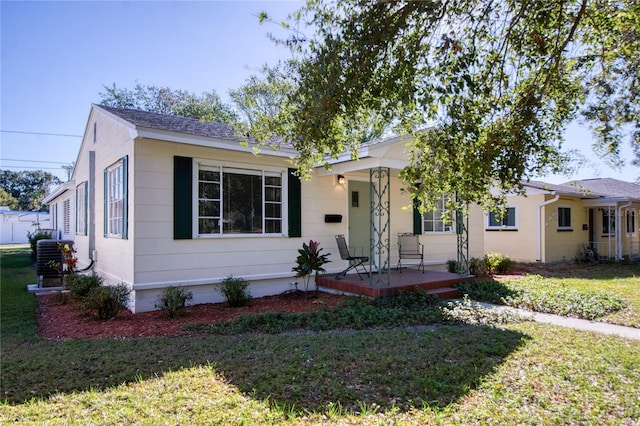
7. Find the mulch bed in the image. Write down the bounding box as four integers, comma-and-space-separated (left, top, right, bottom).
36, 290, 348, 341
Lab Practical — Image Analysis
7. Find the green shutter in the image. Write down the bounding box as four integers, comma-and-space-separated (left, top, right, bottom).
103, 169, 108, 237
412, 199, 422, 235
121, 155, 128, 240
288, 168, 301, 237
174, 156, 193, 239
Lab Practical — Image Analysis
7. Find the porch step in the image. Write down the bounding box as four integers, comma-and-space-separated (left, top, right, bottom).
426, 287, 459, 300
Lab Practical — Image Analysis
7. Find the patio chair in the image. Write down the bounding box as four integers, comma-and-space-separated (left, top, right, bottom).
335, 234, 369, 280
397, 233, 424, 273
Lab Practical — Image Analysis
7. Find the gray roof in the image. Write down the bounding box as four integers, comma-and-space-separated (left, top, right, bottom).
563, 178, 640, 199
521, 180, 601, 197
96, 104, 241, 141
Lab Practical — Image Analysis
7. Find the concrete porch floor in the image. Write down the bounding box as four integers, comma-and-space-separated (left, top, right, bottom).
316, 268, 472, 299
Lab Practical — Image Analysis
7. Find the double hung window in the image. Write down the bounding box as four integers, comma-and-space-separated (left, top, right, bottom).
422, 195, 453, 233
105, 158, 127, 238
487, 207, 517, 230
557, 206, 572, 230
197, 161, 283, 236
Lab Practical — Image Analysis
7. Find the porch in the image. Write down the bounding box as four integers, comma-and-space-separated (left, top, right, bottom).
316, 268, 470, 299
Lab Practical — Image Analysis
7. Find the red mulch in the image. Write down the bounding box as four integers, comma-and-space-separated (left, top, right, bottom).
36, 291, 348, 341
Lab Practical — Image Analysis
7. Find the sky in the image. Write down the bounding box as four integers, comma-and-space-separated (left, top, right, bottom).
1, 0, 637, 185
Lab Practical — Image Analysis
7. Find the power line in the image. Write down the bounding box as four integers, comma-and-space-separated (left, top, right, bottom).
1, 165, 65, 171
0, 130, 82, 138
2, 158, 71, 165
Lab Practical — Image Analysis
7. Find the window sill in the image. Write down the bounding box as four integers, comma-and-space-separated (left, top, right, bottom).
557, 228, 573, 232
485, 228, 518, 232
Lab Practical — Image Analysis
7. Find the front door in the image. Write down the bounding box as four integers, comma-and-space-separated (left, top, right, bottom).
348, 180, 371, 260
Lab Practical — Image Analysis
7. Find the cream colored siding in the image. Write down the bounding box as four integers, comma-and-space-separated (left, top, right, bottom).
484, 195, 541, 262
77, 108, 135, 288
543, 199, 589, 262
131, 139, 345, 306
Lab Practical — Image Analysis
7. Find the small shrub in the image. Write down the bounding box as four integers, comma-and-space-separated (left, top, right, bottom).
66, 274, 102, 300
468, 257, 487, 276
83, 284, 130, 320
27, 229, 52, 262
446, 259, 458, 273
220, 276, 252, 307
156, 286, 193, 318
484, 252, 513, 274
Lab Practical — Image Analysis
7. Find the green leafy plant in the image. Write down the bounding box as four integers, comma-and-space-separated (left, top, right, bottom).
65, 274, 103, 300
468, 257, 487, 277
457, 275, 628, 320
26, 229, 52, 262
82, 283, 130, 320
220, 275, 252, 307
484, 252, 513, 274
156, 286, 193, 318
48, 242, 78, 277
446, 259, 458, 273
292, 240, 331, 294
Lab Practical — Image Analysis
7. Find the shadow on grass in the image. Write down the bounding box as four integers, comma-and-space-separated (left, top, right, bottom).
1, 325, 529, 414
1, 249, 529, 415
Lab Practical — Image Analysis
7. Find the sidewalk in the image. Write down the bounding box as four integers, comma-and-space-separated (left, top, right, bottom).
476, 302, 640, 340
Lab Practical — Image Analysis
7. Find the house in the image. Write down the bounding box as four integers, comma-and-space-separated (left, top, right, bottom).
483, 178, 640, 263
43, 104, 485, 312
0, 206, 50, 244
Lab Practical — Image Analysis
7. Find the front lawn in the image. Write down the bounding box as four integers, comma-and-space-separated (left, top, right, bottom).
1, 249, 639, 424
458, 262, 640, 327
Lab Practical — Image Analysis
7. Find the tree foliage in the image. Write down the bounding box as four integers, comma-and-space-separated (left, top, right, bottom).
0, 170, 61, 211
252, 0, 639, 213
99, 83, 239, 124
0, 188, 19, 211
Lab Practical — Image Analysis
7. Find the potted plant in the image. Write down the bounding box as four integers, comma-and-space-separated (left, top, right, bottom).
292, 240, 331, 297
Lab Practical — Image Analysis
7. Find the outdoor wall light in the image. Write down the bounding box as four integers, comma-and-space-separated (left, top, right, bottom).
337, 174, 346, 185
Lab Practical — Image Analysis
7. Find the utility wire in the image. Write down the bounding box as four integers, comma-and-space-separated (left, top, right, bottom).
2, 158, 70, 165
1, 165, 65, 171
0, 130, 82, 138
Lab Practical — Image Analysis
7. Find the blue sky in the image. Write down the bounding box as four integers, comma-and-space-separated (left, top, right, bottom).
1, 0, 636, 184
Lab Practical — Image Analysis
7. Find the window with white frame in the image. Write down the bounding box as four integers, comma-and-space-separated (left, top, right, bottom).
557, 206, 572, 230
50, 203, 58, 230
602, 208, 615, 236
422, 195, 453, 233
196, 161, 284, 236
627, 210, 636, 235
487, 206, 517, 230
106, 159, 125, 237
76, 182, 87, 235
63, 199, 71, 235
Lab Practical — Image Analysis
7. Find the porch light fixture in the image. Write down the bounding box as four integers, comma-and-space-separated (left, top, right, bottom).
337, 174, 346, 185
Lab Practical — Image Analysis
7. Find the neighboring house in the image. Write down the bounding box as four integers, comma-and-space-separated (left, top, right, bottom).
483, 179, 640, 263
43, 105, 485, 313
0, 206, 50, 244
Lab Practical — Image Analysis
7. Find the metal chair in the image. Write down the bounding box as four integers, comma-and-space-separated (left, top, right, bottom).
334, 234, 369, 280
397, 233, 424, 273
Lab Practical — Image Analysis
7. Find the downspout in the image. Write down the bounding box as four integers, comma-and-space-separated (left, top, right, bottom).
617, 201, 632, 260
537, 193, 560, 262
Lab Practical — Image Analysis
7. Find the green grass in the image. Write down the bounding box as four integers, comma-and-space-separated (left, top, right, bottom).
458, 262, 640, 327
0, 247, 39, 343
1, 252, 639, 424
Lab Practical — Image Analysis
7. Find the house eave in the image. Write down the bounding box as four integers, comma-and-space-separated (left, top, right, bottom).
42, 181, 76, 204
134, 127, 297, 158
